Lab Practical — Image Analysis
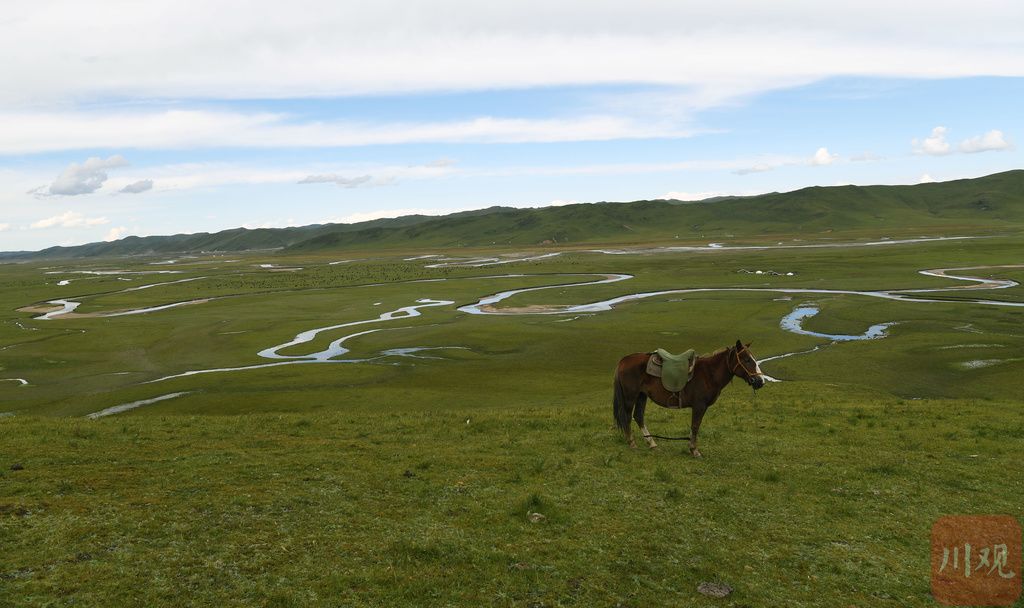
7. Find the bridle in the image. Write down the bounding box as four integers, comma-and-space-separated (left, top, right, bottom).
729, 345, 763, 384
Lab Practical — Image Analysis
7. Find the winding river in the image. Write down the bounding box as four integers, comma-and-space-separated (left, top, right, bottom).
458, 266, 1024, 316
779, 306, 894, 341
257, 299, 454, 361
146, 298, 461, 383
15, 246, 1023, 410
132, 263, 1022, 386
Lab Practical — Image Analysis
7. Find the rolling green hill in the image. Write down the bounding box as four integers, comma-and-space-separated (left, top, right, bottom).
4, 170, 1023, 260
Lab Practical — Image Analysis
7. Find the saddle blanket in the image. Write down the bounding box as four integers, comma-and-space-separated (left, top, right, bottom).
646, 348, 696, 392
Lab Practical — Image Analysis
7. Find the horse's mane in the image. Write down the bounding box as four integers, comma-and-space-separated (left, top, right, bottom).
699, 346, 732, 360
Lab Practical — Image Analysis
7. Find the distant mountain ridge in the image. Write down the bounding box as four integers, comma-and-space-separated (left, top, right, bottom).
4, 170, 1023, 260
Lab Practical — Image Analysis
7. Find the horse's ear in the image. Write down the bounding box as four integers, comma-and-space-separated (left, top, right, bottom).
745, 341, 752, 348
735, 339, 742, 349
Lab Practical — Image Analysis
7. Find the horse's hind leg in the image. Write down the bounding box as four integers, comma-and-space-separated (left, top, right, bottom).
632, 394, 657, 449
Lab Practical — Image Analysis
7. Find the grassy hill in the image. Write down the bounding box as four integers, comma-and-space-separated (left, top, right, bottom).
4, 169, 1024, 259
0, 215, 446, 261
287, 170, 1024, 251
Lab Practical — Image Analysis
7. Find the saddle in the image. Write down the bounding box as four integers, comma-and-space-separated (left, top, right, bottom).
646, 348, 696, 392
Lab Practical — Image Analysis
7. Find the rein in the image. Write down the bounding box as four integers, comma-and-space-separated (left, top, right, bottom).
642, 432, 692, 441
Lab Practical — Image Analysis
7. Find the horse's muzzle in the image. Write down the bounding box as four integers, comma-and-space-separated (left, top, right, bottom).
750, 376, 765, 390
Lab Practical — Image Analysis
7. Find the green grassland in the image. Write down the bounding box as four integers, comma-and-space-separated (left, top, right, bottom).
2, 232, 1024, 606
2, 390, 1021, 607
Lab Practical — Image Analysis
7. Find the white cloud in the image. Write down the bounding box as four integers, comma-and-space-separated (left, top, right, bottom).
98, 159, 458, 193
30, 211, 110, 229
1, 3, 1022, 158
104, 226, 128, 241
958, 129, 1012, 153
0, 110, 695, 154
119, 163, 310, 191
1, 2, 1023, 105
120, 179, 153, 194
732, 147, 838, 175
0, 223, 10, 231
810, 147, 838, 166
297, 174, 374, 188
912, 127, 951, 155
40, 155, 128, 196
913, 126, 1013, 155
919, 173, 936, 183
70, 155, 810, 195
733, 163, 775, 176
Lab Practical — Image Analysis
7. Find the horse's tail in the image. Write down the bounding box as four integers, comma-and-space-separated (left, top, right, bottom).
613, 371, 633, 435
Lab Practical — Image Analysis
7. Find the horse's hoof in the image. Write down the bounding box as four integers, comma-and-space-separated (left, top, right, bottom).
690, 449, 703, 458
648, 443, 659, 450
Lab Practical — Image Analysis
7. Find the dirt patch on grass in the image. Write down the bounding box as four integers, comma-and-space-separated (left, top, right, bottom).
478, 304, 568, 314
16, 305, 62, 315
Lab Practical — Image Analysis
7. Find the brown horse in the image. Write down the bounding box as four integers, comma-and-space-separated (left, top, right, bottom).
613, 340, 765, 457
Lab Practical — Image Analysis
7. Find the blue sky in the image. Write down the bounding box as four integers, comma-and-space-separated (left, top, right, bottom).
1, 1, 1022, 250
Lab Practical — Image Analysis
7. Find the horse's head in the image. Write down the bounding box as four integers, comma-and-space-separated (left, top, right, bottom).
731, 339, 765, 390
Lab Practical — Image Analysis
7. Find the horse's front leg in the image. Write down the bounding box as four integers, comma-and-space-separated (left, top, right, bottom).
688, 405, 708, 458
